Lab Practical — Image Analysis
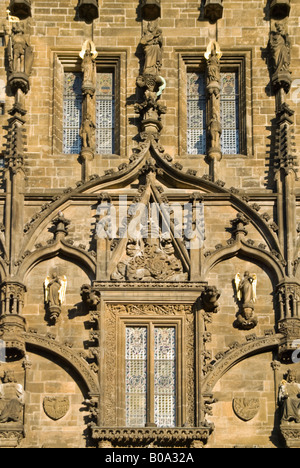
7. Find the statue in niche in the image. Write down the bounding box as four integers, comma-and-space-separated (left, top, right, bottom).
80, 113, 96, 150
269, 22, 291, 74
234, 272, 258, 330
0, 370, 25, 424
44, 273, 67, 323
279, 369, 300, 424
208, 112, 222, 150
7, 22, 33, 76
80, 40, 98, 95
140, 21, 163, 76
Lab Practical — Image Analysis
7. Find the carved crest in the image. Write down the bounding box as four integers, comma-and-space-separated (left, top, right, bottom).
43, 396, 70, 421
233, 398, 260, 421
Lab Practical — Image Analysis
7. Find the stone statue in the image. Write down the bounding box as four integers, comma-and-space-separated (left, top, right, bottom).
44, 273, 67, 323
80, 40, 98, 95
7, 22, 33, 76
80, 114, 96, 150
234, 272, 258, 329
140, 21, 163, 75
206, 42, 221, 86
208, 112, 222, 149
279, 369, 300, 423
0, 370, 25, 424
269, 22, 291, 74
235, 271, 257, 307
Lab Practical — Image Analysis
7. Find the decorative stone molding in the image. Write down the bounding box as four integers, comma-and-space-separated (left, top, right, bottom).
0, 424, 24, 448
202, 333, 282, 393
280, 423, 300, 448
24, 332, 99, 394
91, 426, 213, 448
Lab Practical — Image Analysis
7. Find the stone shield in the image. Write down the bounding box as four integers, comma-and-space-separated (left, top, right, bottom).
43, 397, 70, 421
233, 398, 260, 422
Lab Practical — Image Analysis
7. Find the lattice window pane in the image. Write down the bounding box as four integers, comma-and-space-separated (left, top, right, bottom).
63, 73, 83, 154
96, 72, 115, 154
154, 327, 176, 428
187, 72, 206, 155
126, 327, 148, 427
220, 72, 240, 155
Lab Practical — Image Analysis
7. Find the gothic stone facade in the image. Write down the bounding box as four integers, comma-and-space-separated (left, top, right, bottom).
0, 0, 300, 449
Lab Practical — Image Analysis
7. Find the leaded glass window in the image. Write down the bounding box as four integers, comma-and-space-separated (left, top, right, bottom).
187, 72, 206, 155
96, 72, 115, 154
125, 326, 177, 428
154, 327, 176, 428
126, 327, 148, 427
63, 71, 115, 155
220, 72, 240, 155
63, 72, 83, 154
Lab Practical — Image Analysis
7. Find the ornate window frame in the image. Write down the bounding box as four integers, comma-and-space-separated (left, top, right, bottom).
116, 315, 186, 428
101, 302, 195, 429
51, 50, 126, 157
178, 49, 253, 159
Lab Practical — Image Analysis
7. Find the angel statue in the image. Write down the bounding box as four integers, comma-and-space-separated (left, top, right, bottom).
234, 271, 258, 330
44, 273, 67, 324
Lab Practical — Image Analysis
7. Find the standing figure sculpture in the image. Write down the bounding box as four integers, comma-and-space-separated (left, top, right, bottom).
80, 40, 97, 96
80, 114, 96, 150
205, 41, 222, 162
208, 112, 222, 150
0, 370, 25, 424
279, 369, 300, 424
269, 22, 291, 74
140, 21, 163, 76
6, 21, 33, 95
234, 271, 258, 330
269, 22, 291, 93
44, 273, 67, 324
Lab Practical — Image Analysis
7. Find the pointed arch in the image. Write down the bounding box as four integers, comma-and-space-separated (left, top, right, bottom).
18, 239, 96, 282
202, 238, 285, 285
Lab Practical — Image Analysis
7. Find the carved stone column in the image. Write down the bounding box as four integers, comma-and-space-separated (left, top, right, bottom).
79, 40, 98, 181
0, 280, 27, 360
205, 41, 222, 180
277, 281, 300, 361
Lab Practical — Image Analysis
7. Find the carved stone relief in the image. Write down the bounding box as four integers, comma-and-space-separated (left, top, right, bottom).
0, 370, 25, 424
233, 398, 260, 422
43, 396, 70, 421
111, 234, 188, 282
